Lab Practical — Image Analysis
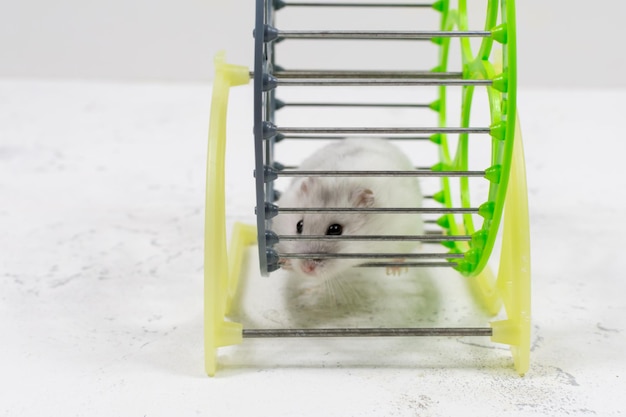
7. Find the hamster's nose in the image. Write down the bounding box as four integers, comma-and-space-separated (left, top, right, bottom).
301, 259, 322, 275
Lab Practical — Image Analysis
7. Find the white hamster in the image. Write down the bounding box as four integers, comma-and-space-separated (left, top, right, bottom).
272, 138, 423, 280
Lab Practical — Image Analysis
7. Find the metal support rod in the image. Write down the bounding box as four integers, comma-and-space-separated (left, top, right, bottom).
276, 134, 433, 141
277, 207, 479, 214
242, 327, 493, 338
275, 126, 492, 135
358, 261, 459, 268
279, 102, 432, 108
275, 78, 492, 87
276, 234, 472, 242
274, 164, 432, 170
274, 29, 491, 40
272, 70, 463, 79
275, 2, 435, 9
278, 252, 465, 260
276, 169, 486, 177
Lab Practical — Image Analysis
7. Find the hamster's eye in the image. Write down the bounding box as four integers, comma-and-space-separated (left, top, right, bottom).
296, 220, 303, 234
326, 224, 343, 236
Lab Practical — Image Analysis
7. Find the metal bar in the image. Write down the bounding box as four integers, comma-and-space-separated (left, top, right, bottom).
278, 252, 465, 259
242, 327, 493, 338
278, 207, 478, 214
276, 169, 486, 177
275, 30, 491, 40
276, 234, 471, 241
276, 78, 492, 87
277, 134, 433, 141
280, 102, 432, 108
275, 126, 491, 135
274, 165, 433, 170
276, 2, 435, 8
278, 207, 479, 214
358, 261, 459, 268
273, 70, 463, 79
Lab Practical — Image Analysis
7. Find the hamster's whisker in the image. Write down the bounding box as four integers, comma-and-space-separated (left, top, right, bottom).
324, 278, 338, 306
333, 274, 360, 305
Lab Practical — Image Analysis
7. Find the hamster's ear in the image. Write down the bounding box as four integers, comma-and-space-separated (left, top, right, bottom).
299, 177, 315, 195
353, 188, 375, 207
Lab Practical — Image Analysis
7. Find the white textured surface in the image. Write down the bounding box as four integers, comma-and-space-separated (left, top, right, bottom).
1, 80, 625, 416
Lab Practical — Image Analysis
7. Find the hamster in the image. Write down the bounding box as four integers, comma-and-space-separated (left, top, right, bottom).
272, 138, 423, 280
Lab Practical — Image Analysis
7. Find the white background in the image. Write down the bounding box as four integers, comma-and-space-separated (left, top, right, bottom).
1, 0, 625, 87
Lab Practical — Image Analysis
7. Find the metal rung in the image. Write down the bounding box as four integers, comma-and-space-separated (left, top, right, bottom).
276, 134, 433, 141
276, 234, 471, 242
272, 126, 492, 135
278, 252, 465, 260
269, 29, 491, 41
242, 327, 493, 338
272, 164, 432, 170
274, 78, 492, 87
358, 261, 459, 268
273, 70, 463, 79
272, 161, 438, 171
277, 207, 479, 214
279, 102, 432, 108
276, 169, 486, 177
274, 1, 435, 9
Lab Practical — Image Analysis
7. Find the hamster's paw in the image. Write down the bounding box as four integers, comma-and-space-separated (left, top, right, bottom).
386, 259, 408, 276
280, 258, 293, 270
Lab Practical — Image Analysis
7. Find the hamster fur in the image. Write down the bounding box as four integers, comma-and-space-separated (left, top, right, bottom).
272, 138, 424, 280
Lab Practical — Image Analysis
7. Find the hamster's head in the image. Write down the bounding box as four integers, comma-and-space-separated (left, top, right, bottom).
272, 177, 379, 280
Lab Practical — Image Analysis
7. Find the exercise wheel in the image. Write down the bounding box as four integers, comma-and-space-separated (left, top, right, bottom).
205, 0, 530, 376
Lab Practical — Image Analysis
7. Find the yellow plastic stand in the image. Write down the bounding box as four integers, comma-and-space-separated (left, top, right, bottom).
204, 52, 254, 376
475, 113, 531, 375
